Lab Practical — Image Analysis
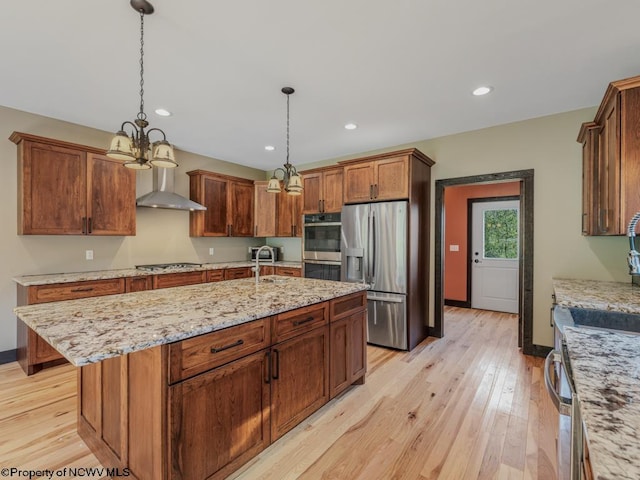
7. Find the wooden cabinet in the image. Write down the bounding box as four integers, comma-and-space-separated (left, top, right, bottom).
11, 132, 136, 236
276, 190, 303, 237
188, 170, 255, 237
275, 266, 302, 277
300, 167, 344, 214
126, 275, 152, 292
206, 269, 225, 283
224, 267, 253, 280
341, 154, 409, 203
16, 278, 126, 375
270, 326, 330, 441
169, 350, 271, 480
254, 181, 277, 237
152, 271, 206, 289
329, 292, 367, 399
577, 122, 600, 235
578, 76, 640, 235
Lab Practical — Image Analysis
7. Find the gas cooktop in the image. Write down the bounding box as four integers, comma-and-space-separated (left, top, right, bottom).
135, 262, 202, 272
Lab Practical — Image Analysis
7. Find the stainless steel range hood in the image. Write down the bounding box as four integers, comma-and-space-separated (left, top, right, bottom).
136, 168, 206, 211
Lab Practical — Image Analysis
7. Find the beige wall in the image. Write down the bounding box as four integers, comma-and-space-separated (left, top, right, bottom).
1, 104, 630, 352
299, 107, 629, 348
0, 105, 271, 352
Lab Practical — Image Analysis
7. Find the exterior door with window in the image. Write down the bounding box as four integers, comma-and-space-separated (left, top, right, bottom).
471, 200, 520, 313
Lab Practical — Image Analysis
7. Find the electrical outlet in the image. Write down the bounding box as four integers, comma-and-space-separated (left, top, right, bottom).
209, 247, 215, 256
85, 250, 94, 260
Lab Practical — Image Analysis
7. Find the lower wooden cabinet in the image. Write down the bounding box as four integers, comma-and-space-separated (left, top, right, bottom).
275, 266, 302, 277
78, 293, 366, 480
152, 271, 206, 289
125, 275, 152, 292
224, 267, 253, 280
270, 326, 330, 441
330, 298, 367, 399
169, 350, 271, 480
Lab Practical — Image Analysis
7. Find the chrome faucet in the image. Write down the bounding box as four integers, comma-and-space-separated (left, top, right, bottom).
253, 245, 274, 285
627, 212, 640, 277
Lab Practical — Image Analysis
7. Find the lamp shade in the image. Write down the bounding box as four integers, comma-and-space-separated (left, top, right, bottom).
150, 140, 178, 168
287, 173, 303, 195
124, 159, 152, 170
107, 131, 135, 161
267, 177, 282, 193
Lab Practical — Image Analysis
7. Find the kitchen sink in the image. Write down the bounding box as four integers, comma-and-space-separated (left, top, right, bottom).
568, 307, 640, 333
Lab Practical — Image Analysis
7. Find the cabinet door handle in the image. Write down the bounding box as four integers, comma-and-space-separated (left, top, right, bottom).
264, 351, 271, 384
210, 339, 244, 354
70, 287, 94, 293
319, 200, 322, 212
88, 217, 92, 234
272, 349, 280, 380
82, 217, 87, 235
369, 185, 373, 199
374, 184, 378, 198
322, 199, 325, 212
293, 316, 315, 326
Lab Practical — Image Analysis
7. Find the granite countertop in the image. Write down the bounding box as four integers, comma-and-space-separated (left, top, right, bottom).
553, 278, 640, 314
14, 277, 365, 367
563, 326, 640, 480
13, 261, 302, 286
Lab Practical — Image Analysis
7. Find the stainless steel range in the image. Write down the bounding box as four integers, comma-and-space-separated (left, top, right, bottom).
135, 262, 202, 272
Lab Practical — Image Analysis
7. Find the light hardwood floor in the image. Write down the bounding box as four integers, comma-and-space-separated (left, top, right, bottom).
0, 307, 557, 479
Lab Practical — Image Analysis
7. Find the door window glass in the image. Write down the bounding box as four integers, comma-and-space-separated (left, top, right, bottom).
483, 209, 518, 259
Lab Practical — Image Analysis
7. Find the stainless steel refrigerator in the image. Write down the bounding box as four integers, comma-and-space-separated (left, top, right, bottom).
341, 201, 408, 350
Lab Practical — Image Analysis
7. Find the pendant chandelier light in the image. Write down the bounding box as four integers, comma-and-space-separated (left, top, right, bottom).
106, 0, 177, 170
267, 87, 303, 195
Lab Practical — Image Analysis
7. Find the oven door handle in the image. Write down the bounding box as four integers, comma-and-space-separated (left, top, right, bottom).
544, 349, 572, 416
303, 222, 342, 227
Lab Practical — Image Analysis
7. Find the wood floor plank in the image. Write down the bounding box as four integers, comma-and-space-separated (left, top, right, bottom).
0, 307, 559, 480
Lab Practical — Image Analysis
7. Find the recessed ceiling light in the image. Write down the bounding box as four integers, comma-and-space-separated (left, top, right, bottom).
155, 108, 172, 116
265, 145, 275, 151
472, 86, 493, 96
344, 123, 358, 130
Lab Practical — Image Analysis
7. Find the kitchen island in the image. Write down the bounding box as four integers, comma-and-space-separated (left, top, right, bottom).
14, 277, 368, 480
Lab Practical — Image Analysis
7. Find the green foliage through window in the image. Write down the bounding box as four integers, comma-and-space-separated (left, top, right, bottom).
484, 209, 518, 259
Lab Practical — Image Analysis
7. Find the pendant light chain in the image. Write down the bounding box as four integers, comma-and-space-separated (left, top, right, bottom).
137, 10, 146, 122
285, 92, 290, 167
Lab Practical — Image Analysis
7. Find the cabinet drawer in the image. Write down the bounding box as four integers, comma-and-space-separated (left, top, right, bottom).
275, 266, 301, 277
224, 267, 252, 280
206, 269, 225, 283
27, 278, 125, 304
168, 318, 271, 383
125, 275, 152, 292
273, 302, 328, 343
330, 291, 366, 322
152, 271, 206, 289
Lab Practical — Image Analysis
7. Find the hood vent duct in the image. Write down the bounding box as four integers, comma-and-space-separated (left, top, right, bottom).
136, 168, 206, 211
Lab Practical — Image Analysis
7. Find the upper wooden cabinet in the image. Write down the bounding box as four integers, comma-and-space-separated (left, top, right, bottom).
254, 181, 277, 237
187, 170, 254, 237
578, 76, 640, 235
577, 122, 600, 235
276, 190, 303, 237
11, 132, 136, 236
340, 150, 433, 204
300, 167, 344, 214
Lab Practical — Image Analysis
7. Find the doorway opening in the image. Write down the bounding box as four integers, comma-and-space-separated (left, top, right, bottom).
434, 169, 536, 356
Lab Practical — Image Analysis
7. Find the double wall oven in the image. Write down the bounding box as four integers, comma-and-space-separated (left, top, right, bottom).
302, 213, 341, 281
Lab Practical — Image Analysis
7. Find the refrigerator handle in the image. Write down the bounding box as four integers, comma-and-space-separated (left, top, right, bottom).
367, 210, 373, 283
371, 210, 376, 282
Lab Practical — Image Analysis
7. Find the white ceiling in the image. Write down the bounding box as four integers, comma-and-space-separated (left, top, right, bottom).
1, 0, 639, 170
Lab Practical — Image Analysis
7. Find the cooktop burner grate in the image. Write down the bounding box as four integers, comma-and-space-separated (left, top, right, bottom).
135, 262, 203, 272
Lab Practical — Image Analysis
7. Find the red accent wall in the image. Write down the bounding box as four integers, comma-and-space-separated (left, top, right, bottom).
444, 182, 521, 302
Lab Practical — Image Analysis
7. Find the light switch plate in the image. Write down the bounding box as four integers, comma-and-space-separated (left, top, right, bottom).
449, 245, 459, 252
209, 247, 215, 256
85, 250, 94, 260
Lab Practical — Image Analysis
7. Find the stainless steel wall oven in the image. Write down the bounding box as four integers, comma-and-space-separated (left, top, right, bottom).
302, 213, 341, 280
